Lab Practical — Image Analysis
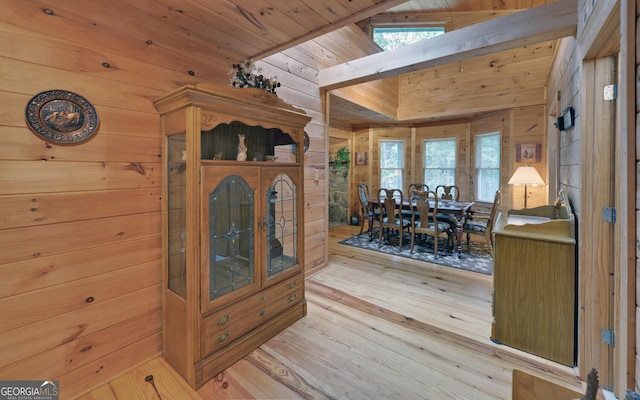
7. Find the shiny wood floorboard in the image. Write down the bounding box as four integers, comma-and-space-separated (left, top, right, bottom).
80, 225, 585, 399
198, 225, 583, 399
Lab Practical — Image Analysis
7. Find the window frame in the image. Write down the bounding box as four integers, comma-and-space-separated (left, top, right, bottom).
379, 139, 405, 190
422, 137, 457, 189
371, 25, 447, 51
475, 131, 501, 203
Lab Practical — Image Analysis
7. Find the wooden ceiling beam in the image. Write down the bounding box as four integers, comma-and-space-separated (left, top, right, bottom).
318, 0, 578, 90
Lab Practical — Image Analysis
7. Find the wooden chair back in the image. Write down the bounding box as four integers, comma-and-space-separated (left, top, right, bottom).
408, 183, 429, 197
378, 188, 403, 222
435, 185, 460, 201
358, 183, 369, 206
377, 188, 409, 248
410, 190, 451, 257
485, 189, 501, 253
357, 184, 370, 234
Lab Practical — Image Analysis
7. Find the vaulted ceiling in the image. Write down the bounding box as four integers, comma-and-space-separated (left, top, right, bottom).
169, 0, 560, 63
211, 0, 560, 126
100, 0, 564, 125
322, 1, 566, 126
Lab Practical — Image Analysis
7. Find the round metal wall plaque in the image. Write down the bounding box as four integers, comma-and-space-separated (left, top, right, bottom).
291, 131, 310, 154
303, 131, 310, 153
25, 90, 99, 145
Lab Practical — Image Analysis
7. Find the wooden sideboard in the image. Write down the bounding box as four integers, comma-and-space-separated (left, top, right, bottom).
491, 190, 576, 365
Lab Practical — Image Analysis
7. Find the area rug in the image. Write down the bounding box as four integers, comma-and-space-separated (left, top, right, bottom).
338, 231, 493, 275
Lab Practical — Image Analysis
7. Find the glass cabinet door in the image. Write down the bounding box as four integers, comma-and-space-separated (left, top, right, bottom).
167, 134, 186, 297
201, 166, 261, 310
209, 175, 254, 299
264, 168, 301, 277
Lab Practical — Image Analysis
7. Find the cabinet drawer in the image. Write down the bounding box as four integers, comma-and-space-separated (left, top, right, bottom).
200, 276, 302, 358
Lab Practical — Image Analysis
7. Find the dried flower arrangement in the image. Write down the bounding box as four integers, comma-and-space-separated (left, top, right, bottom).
229, 60, 281, 95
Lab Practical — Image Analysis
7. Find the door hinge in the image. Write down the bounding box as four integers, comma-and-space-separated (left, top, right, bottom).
601, 328, 615, 347
602, 207, 616, 223
603, 84, 617, 100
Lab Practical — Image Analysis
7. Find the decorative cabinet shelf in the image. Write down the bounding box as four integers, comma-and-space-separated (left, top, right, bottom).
154, 83, 311, 388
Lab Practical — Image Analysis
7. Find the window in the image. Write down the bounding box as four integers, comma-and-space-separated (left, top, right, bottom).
373, 26, 445, 51
380, 140, 404, 189
476, 132, 501, 202
423, 138, 456, 189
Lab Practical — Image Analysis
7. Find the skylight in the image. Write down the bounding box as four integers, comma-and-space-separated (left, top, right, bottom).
373, 27, 445, 51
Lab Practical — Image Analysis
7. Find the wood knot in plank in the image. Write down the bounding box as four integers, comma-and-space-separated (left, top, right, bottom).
126, 162, 146, 175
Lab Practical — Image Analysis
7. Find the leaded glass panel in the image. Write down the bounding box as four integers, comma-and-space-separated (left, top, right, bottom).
209, 175, 254, 300
266, 174, 297, 276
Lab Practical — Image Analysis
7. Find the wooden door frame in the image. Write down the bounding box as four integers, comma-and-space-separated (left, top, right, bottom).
614, 0, 635, 394
578, 0, 634, 396
580, 55, 616, 392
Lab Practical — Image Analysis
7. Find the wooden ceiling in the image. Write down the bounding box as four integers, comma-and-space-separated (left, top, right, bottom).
161, 0, 412, 64
176, 0, 559, 127
30, 0, 559, 126
159, 0, 562, 125
132, 0, 552, 124
170, 0, 559, 66
324, 0, 563, 126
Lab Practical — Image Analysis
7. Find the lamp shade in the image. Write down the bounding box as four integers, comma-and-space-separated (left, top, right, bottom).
508, 165, 545, 186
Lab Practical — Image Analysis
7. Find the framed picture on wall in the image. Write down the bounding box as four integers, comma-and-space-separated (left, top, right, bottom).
356, 151, 368, 165
516, 143, 541, 163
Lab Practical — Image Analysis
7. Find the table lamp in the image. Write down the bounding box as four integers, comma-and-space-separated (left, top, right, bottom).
508, 165, 545, 208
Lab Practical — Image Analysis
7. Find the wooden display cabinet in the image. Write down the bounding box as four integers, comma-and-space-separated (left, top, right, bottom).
154, 83, 311, 388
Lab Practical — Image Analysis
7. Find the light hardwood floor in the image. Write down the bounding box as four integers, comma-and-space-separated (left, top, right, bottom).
79, 225, 585, 399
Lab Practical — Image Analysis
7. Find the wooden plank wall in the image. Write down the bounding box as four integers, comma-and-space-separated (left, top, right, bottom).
635, 0, 640, 392
547, 36, 582, 215
397, 42, 555, 121
0, 6, 167, 397
0, 7, 382, 400
546, 0, 634, 394
511, 106, 549, 208
351, 127, 372, 217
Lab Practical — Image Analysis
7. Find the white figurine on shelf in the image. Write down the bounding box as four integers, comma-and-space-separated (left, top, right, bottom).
237, 133, 247, 161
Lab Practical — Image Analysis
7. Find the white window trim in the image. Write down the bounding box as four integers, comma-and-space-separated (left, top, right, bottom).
475, 131, 501, 203
422, 137, 457, 188
379, 139, 405, 190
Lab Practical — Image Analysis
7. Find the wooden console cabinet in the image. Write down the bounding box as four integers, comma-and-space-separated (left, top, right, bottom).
491, 190, 576, 366
154, 83, 311, 388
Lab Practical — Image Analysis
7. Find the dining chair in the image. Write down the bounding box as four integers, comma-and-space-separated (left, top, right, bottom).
404, 183, 429, 219
409, 190, 453, 257
464, 189, 501, 255
377, 188, 411, 249
357, 183, 381, 237
357, 183, 369, 234
435, 185, 460, 201
407, 183, 429, 197
434, 184, 460, 236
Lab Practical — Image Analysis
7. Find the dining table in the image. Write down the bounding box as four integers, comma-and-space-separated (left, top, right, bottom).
367, 197, 474, 257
